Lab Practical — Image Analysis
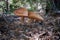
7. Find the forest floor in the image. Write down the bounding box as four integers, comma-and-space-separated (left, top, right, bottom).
0, 13, 60, 40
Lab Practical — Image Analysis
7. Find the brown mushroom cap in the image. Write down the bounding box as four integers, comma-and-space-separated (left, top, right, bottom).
13, 7, 28, 17
28, 11, 44, 21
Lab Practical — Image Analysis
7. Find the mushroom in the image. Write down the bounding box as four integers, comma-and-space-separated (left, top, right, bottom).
13, 7, 44, 24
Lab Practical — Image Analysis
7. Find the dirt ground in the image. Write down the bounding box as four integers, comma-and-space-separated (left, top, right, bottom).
0, 13, 60, 40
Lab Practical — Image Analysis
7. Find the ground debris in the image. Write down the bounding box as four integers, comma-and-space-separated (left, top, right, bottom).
0, 14, 60, 40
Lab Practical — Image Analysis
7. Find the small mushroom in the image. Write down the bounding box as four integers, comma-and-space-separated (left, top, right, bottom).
13, 7, 44, 24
